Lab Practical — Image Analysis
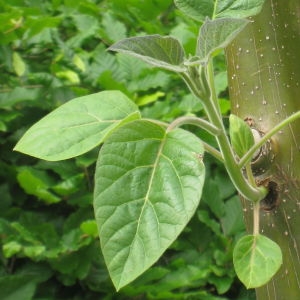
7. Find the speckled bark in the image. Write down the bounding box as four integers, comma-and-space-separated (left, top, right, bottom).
226, 0, 300, 299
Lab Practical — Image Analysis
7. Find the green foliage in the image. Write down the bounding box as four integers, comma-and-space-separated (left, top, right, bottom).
196, 18, 249, 64
233, 234, 282, 288
174, 0, 266, 21
14, 91, 141, 161
109, 35, 187, 72
94, 120, 205, 289
0, 0, 269, 299
229, 114, 255, 158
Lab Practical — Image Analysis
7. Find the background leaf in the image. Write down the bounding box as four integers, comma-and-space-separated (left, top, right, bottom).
14, 91, 140, 161
233, 234, 282, 288
109, 35, 187, 72
94, 119, 205, 290
12, 52, 26, 76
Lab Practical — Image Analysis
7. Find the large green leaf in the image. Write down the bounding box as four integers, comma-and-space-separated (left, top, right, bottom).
197, 18, 249, 64
174, 0, 266, 21
233, 234, 282, 288
14, 91, 140, 161
108, 35, 186, 72
94, 119, 205, 290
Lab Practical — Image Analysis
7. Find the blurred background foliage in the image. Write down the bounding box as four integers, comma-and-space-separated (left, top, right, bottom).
0, 0, 254, 299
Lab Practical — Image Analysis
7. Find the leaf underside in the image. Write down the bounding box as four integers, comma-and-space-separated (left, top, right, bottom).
109, 35, 186, 72
197, 18, 249, 64
14, 91, 140, 161
94, 119, 205, 290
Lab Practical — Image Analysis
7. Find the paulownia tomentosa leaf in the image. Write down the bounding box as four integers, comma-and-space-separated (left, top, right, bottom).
196, 18, 249, 64
94, 119, 205, 290
108, 35, 187, 72
174, 0, 266, 22
233, 234, 282, 288
14, 91, 140, 161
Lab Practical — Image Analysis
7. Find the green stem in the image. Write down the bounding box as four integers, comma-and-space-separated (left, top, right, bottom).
167, 115, 223, 162
245, 163, 261, 235
253, 201, 260, 236
207, 61, 221, 115
167, 116, 221, 136
245, 163, 256, 187
203, 142, 224, 162
182, 62, 267, 202
238, 111, 300, 168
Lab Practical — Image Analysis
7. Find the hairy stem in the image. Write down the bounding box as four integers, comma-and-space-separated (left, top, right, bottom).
167, 116, 223, 162
167, 116, 221, 136
182, 62, 267, 202
203, 142, 224, 162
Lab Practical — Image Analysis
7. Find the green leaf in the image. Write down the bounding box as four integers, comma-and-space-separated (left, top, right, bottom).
94, 119, 205, 290
136, 91, 165, 107
233, 234, 282, 288
109, 35, 186, 72
0, 275, 36, 300
229, 114, 254, 158
52, 174, 85, 196
17, 167, 61, 204
174, 0, 214, 22
12, 52, 26, 76
174, 0, 266, 21
56, 69, 80, 84
80, 220, 98, 237
14, 91, 141, 161
26, 16, 62, 38
3, 241, 22, 258
101, 12, 127, 43
221, 196, 245, 236
197, 18, 249, 64
198, 210, 221, 236
215, 0, 266, 19
0, 87, 41, 108
73, 54, 86, 72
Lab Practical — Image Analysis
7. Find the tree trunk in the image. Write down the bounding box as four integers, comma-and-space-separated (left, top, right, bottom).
226, 0, 300, 299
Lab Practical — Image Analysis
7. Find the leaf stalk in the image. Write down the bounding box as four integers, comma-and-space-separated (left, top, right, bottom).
238, 111, 300, 168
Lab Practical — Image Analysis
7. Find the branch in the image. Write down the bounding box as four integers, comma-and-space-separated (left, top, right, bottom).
239, 111, 300, 168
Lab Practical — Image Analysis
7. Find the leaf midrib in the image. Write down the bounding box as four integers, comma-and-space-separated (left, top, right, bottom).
117, 131, 168, 287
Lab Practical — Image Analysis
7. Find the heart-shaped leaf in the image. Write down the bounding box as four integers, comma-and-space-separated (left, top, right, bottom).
109, 35, 186, 72
94, 119, 205, 290
14, 91, 140, 161
233, 234, 282, 288
197, 18, 249, 64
